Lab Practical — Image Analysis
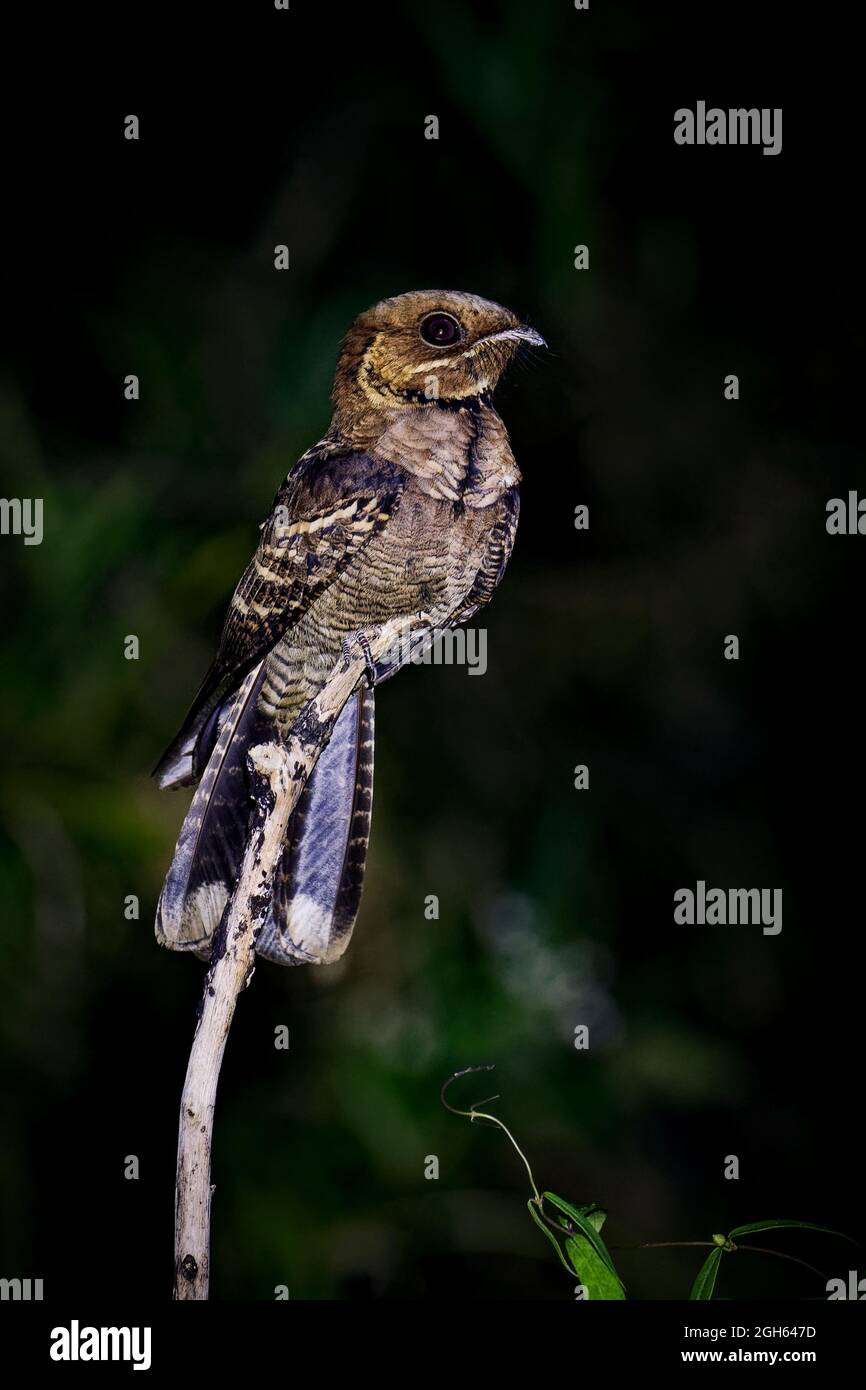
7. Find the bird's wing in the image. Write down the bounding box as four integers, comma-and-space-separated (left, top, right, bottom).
447, 484, 520, 627
154, 445, 405, 786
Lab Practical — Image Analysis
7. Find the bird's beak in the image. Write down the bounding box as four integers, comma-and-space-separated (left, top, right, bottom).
482, 325, 547, 349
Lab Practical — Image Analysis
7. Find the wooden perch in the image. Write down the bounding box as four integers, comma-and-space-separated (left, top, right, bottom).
173, 621, 406, 1300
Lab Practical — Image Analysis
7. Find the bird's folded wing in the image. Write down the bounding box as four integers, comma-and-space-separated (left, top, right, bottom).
447, 484, 520, 627
217, 449, 404, 677
154, 446, 405, 786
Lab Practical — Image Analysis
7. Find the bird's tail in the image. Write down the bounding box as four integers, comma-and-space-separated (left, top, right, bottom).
257, 686, 374, 965
152, 662, 236, 790
156, 680, 375, 966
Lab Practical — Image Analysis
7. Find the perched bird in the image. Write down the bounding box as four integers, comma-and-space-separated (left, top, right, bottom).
155, 289, 544, 967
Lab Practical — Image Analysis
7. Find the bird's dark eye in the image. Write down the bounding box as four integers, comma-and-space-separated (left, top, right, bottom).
419, 312, 463, 347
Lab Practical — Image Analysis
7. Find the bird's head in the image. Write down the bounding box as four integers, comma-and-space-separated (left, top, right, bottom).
331, 289, 545, 427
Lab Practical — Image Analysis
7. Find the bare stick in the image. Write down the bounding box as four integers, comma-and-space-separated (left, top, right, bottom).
173, 622, 405, 1300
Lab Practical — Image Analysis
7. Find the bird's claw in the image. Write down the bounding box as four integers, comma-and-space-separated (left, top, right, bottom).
342, 630, 378, 688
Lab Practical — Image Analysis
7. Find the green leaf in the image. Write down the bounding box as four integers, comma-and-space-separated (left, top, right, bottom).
729, 1220, 857, 1244
564, 1233, 627, 1300
528, 1198, 626, 1297
527, 1199, 575, 1277
690, 1246, 723, 1300
546, 1192, 608, 1233
543, 1192, 621, 1279
583, 1206, 608, 1234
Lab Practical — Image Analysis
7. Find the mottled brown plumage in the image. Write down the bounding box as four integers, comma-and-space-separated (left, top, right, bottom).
155, 289, 543, 966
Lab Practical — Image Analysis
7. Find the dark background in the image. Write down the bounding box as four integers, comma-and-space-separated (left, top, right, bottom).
1, 1, 862, 1300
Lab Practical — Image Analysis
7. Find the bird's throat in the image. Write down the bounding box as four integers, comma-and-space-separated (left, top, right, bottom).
371, 400, 521, 506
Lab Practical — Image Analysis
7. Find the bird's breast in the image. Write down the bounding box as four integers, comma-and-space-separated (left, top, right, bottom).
374, 400, 521, 506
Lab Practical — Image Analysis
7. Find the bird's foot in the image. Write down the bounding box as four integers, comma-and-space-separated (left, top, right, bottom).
342, 630, 378, 688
